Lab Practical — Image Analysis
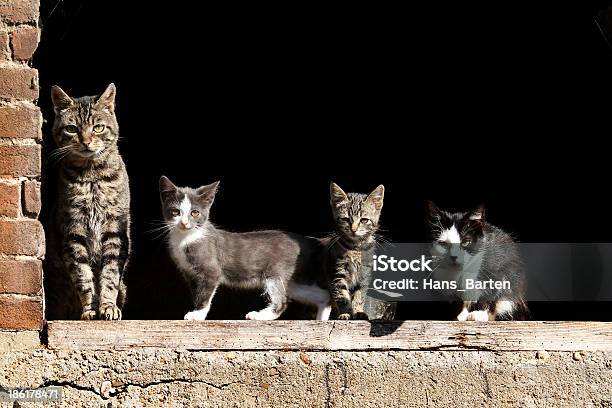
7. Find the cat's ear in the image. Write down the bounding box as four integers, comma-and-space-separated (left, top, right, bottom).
159, 175, 177, 192
51, 85, 74, 112
426, 200, 441, 219
159, 176, 177, 202
95, 83, 116, 113
366, 185, 385, 211
330, 182, 348, 208
196, 181, 220, 205
469, 204, 486, 221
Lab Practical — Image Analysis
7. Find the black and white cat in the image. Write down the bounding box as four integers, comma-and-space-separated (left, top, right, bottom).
427, 201, 528, 321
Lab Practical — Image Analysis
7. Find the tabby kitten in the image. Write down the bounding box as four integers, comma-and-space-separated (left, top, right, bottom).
44, 84, 129, 320
325, 182, 393, 320
427, 201, 528, 321
159, 176, 331, 320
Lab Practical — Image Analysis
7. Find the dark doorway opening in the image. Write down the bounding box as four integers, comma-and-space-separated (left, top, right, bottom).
36, 1, 612, 320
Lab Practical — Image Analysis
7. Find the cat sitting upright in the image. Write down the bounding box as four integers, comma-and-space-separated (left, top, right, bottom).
323, 182, 394, 320
44, 83, 129, 321
159, 176, 331, 320
427, 201, 528, 321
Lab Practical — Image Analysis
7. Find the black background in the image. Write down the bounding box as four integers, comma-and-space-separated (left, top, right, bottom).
36, 1, 612, 320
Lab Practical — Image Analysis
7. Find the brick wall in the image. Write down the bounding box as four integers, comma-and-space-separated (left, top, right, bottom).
0, 0, 43, 331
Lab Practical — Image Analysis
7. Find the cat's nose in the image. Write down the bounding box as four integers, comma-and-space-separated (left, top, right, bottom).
450, 255, 458, 262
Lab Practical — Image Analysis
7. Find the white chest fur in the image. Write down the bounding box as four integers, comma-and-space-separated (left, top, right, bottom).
168, 228, 206, 274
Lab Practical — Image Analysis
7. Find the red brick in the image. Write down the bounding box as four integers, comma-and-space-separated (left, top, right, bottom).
0, 143, 40, 177
0, 0, 40, 24
0, 219, 44, 256
0, 296, 43, 329
11, 26, 39, 60
0, 31, 8, 62
0, 66, 39, 100
0, 103, 41, 138
0, 258, 41, 294
22, 179, 39, 217
0, 181, 19, 217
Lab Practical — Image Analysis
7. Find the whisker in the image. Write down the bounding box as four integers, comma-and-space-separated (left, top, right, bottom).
46, 145, 76, 167
326, 234, 341, 249
144, 220, 175, 240
148, 227, 174, 240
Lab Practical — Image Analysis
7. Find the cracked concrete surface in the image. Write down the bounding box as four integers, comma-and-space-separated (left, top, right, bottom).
1, 343, 611, 407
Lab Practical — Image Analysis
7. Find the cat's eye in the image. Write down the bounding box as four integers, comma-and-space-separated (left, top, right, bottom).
92, 124, 105, 133
437, 241, 450, 248
170, 209, 180, 217
462, 239, 472, 247
191, 210, 200, 217
360, 218, 371, 224
340, 217, 350, 223
64, 125, 78, 135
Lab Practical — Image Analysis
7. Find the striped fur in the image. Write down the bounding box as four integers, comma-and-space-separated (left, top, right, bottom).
44, 84, 129, 320
325, 183, 386, 320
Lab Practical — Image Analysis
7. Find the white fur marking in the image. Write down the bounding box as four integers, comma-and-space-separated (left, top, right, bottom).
318, 305, 332, 321
457, 304, 470, 321
465, 310, 490, 321
179, 196, 191, 228
245, 307, 280, 321
495, 300, 515, 317
168, 226, 206, 273
184, 308, 209, 321
184, 287, 217, 321
439, 224, 461, 244
457, 302, 491, 322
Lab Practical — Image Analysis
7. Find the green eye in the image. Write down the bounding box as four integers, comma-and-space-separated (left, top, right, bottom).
64, 125, 78, 134
462, 239, 472, 247
170, 209, 180, 217
93, 124, 105, 133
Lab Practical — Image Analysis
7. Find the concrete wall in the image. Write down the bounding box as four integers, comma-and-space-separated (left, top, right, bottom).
1, 333, 611, 407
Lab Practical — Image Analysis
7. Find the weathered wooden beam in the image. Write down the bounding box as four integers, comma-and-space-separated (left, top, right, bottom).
46, 320, 612, 352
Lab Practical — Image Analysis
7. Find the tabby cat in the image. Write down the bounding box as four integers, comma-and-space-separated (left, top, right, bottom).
159, 176, 331, 320
324, 182, 394, 320
44, 83, 129, 320
427, 201, 528, 321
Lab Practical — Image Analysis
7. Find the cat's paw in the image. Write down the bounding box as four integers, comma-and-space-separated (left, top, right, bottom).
353, 312, 369, 321
184, 310, 207, 321
245, 310, 278, 320
245, 311, 261, 320
80, 310, 97, 320
99, 304, 122, 321
465, 310, 490, 322
337, 313, 351, 320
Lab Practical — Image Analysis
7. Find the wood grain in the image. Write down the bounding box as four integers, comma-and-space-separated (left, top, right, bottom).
46, 320, 612, 352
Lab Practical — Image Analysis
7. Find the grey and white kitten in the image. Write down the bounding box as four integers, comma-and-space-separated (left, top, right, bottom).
324, 182, 395, 320
44, 83, 129, 320
159, 176, 331, 320
427, 201, 528, 321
